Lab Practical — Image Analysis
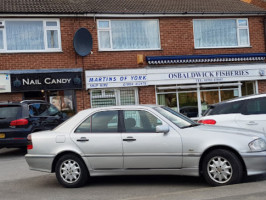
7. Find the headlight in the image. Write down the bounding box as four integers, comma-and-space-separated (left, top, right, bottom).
249, 138, 266, 151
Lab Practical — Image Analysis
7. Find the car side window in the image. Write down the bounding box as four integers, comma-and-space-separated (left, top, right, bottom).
29, 103, 49, 116
29, 105, 38, 116
210, 101, 243, 115
91, 111, 118, 133
123, 110, 162, 133
75, 117, 91, 133
47, 104, 60, 116
243, 98, 266, 115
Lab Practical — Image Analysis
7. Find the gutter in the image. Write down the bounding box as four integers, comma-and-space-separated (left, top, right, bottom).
0, 11, 265, 18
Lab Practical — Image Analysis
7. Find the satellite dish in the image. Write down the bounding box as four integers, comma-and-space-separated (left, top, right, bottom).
73, 28, 93, 57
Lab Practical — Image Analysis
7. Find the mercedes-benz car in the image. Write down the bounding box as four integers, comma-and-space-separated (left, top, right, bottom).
25, 105, 266, 188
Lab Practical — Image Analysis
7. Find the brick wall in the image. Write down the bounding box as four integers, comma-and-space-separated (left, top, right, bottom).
0, 16, 265, 109
0, 93, 23, 102
0, 16, 265, 71
258, 80, 266, 93
139, 86, 157, 104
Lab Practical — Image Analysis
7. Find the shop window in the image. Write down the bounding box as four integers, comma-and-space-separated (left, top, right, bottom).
156, 81, 256, 118
49, 90, 75, 116
242, 81, 255, 96
97, 19, 160, 51
220, 89, 239, 101
0, 19, 61, 52
179, 92, 198, 118
157, 93, 177, 110
193, 19, 249, 48
91, 88, 138, 108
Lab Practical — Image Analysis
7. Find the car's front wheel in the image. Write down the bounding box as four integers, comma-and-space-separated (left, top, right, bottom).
202, 149, 243, 186
55, 154, 89, 188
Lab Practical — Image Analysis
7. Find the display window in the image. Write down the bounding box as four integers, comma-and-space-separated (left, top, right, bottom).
24, 90, 76, 116
156, 81, 256, 118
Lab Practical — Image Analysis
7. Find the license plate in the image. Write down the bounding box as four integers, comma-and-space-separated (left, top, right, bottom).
0, 133, 5, 138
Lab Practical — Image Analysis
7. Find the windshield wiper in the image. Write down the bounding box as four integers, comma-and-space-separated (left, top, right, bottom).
181, 124, 200, 129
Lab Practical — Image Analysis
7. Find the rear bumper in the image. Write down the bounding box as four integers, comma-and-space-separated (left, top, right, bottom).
25, 154, 55, 173
0, 138, 27, 148
241, 151, 266, 176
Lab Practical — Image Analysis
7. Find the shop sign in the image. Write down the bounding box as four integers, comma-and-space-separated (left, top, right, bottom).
86, 69, 147, 89
85, 64, 266, 89
0, 74, 11, 93
148, 64, 266, 85
11, 72, 82, 92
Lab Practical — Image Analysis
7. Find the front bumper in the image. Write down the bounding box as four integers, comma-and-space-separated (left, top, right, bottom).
25, 154, 55, 173
241, 151, 266, 176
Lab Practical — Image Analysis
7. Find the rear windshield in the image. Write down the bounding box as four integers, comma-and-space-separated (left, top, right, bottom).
0, 105, 22, 119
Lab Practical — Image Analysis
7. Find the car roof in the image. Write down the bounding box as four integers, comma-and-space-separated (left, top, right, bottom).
81, 104, 162, 112
0, 100, 48, 105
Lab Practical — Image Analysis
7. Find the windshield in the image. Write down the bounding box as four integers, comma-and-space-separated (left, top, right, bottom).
154, 106, 198, 128
0, 105, 21, 119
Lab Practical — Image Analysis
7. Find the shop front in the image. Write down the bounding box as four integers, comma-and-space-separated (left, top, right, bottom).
10, 69, 83, 116
86, 63, 266, 118
0, 74, 11, 93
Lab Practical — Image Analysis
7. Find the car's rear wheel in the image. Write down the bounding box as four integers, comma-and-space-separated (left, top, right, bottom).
55, 154, 89, 188
202, 149, 243, 186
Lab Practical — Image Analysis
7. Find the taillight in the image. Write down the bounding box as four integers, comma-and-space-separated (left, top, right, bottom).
27, 134, 33, 150
198, 119, 216, 125
10, 119, 28, 126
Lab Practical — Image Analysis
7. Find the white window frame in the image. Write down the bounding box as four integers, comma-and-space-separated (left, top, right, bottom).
90, 88, 139, 108
0, 21, 4, 50
0, 18, 62, 53
97, 19, 161, 51
193, 18, 250, 49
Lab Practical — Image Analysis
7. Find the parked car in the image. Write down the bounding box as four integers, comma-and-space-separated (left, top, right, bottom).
25, 105, 266, 188
198, 94, 266, 134
0, 100, 67, 148
180, 106, 198, 118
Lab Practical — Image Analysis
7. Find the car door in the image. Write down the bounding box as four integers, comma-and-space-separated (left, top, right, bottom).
121, 109, 182, 169
236, 97, 266, 133
71, 110, 123, 169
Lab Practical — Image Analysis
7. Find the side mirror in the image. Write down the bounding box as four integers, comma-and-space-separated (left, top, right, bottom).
156, 124, 170, 133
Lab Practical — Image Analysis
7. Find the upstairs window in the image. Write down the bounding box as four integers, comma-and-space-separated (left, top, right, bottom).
193, 19, 250, 48
0, 21, 3, 50
97, 19, 161, 51
0, 19, 61, 53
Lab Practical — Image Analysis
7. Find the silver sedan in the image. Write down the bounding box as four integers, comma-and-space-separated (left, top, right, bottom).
25, 105, 266, 188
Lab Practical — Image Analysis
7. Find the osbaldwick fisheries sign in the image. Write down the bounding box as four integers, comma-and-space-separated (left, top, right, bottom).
86, 64, 266, 88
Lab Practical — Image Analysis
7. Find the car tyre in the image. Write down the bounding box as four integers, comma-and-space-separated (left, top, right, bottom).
202, 149, 243, 186
55, 154, 89, 188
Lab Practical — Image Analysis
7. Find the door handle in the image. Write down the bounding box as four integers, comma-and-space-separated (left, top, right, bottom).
123, 137, 136, 142
247, 121, 258, 125
77, 137, 89, 142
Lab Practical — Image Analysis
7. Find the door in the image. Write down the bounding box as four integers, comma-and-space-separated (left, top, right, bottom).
71, 110, 123, 169
122, 109, 182, 169
236, 97, 266, 133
